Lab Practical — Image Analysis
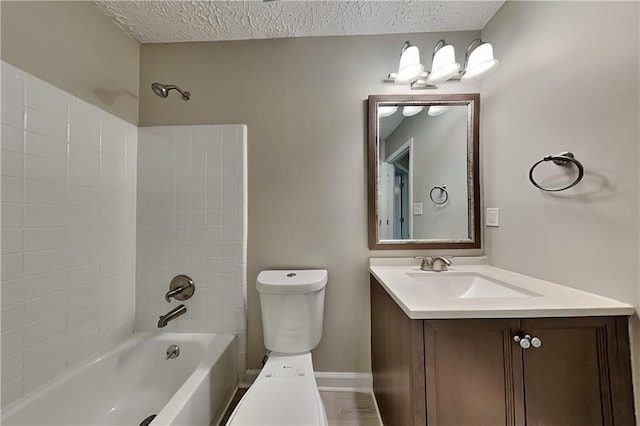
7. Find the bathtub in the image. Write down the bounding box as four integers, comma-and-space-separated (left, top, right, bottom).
2, 333, 237, 426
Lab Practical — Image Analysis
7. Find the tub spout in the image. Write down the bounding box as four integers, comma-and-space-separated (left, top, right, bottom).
158, 304, 187, 328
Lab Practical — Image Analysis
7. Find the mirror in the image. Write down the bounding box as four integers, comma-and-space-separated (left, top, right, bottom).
368, 94, 480, 250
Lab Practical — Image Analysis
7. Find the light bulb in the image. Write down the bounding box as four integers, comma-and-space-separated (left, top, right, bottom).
426, 43, 460, 86
428, 105, 450, 116
462, 42, 499, 82
395, 43, 424, 84
378, 106, 398, 117
402, 106, 424, 117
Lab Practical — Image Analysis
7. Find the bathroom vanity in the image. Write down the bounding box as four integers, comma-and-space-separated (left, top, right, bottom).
369, 258, 636, 426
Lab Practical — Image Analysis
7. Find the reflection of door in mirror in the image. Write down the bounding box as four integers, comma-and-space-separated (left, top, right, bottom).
393, 170, 407, 238
381, 139, 414, 240
377, 162, 394, 239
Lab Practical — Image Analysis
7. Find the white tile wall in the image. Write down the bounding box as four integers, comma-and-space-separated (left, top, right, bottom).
136, 125, 247, 380
0, 61, 137, 408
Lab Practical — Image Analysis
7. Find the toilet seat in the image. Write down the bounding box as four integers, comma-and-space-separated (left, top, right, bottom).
226, 353, 328, 426
226, 377, 325, 425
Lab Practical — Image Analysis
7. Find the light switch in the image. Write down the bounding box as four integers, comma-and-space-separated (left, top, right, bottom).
413, 203, 423, 215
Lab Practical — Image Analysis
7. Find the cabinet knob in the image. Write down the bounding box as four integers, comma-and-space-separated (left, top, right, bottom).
514, 334, 531, 349
514, 333, 542, 349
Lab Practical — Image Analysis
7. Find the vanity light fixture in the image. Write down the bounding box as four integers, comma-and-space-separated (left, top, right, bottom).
402, 106, 425, 117
385, 38, 499, 89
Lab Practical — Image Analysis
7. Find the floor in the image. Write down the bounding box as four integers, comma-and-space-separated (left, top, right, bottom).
219, 389, 382, 425
320, 391, 382, 425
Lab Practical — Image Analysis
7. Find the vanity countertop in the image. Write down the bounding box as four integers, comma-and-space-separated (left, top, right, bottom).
369, 257, 635, 319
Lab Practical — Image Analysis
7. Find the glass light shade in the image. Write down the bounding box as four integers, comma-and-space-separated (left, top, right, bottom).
426, 44, 460, 86
428, 105, 450, 116
378, 106, 398, 117
395, 45, 424, 84
402, 106, 424, 117
461, 42, 499, 82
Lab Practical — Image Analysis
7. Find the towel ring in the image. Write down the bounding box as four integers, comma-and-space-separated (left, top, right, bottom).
529, 152, 584, 192
430, 185, 449, 205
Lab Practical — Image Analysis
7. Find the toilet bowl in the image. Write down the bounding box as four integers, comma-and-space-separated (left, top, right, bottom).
226, 270, 328, 426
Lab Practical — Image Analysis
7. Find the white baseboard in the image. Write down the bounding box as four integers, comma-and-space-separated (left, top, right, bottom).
315, 372, 373, 392
242, 369, 261, 387
241, 369, 372, 392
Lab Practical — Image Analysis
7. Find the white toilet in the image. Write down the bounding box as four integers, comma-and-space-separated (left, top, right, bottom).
226, 269, 328, 426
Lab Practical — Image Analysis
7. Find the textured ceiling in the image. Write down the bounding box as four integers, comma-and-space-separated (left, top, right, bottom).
93, 1, 504, 44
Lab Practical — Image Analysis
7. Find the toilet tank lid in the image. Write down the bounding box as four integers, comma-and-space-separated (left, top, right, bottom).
257, 270, 328, 294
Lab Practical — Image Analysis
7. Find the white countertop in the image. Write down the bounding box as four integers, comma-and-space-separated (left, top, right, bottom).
369, 257, 635, 319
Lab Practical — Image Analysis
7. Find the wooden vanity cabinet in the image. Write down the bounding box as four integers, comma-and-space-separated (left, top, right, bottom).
370, 276, 636, 426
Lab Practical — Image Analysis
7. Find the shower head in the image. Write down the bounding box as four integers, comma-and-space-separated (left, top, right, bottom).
151, 82, 191, 101
151, 82, 169, 98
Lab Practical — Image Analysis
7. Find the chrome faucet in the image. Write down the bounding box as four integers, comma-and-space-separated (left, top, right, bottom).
414, 256, 452, 272
157, 304, 187, 328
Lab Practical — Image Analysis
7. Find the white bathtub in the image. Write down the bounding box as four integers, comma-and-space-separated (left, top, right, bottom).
2, 333, 237, 426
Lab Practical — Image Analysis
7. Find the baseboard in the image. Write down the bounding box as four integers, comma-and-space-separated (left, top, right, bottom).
315, 372, 373, 392
241, 369, 373, 392
242, 369, 261, 386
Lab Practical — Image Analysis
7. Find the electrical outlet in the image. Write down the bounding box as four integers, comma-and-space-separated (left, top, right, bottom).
486, 208, 500, 227
413, 203, 423, 215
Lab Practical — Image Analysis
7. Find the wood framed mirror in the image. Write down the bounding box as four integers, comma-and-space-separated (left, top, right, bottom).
368, 94, 480, 250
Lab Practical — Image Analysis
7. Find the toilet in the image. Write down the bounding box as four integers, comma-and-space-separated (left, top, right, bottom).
226, 269, 328, 426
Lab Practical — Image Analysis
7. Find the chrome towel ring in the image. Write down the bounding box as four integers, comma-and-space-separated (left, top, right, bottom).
430, 185, 449, 205
529, 152, 584, 192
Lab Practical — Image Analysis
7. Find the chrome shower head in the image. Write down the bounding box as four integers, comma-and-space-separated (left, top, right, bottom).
151, 82, 191, 101
151, 82, 168, 98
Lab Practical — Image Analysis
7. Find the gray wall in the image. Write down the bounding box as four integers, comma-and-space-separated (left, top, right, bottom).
139, 32, 482, 372
0, 1, 140, 125
481, 0, 640, 406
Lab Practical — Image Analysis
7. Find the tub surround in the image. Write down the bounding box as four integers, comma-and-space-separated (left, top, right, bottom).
136, 125, 248, 382
369, 257, 635, 319
1, 61, 137, 408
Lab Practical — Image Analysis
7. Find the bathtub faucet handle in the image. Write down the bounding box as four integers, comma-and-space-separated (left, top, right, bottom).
165, 275, 195, 303
164, 287, 184, 303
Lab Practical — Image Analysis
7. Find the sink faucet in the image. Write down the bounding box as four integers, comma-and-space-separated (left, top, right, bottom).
158, 304, 187, 328
414, 256, 452, 272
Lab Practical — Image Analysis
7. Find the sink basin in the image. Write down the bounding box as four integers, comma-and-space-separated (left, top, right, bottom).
406, 272, 540, 299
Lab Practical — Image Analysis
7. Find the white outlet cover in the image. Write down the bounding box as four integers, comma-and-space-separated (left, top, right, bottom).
486, 208, 500, 227
413, 203, 423, 215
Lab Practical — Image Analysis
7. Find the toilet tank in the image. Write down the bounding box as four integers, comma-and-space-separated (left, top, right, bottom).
257, 270, 327, 354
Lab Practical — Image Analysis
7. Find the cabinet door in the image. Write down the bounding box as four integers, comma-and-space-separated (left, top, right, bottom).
425, 319, 525, 426
521, 317, 635, 426
371, 277, 426, 426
